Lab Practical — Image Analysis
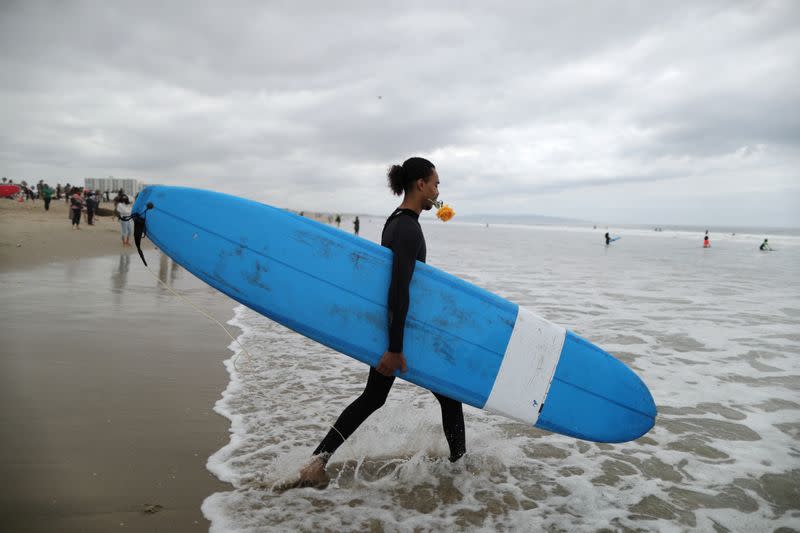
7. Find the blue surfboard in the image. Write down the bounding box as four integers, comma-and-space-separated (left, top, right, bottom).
133, 186, 656, 443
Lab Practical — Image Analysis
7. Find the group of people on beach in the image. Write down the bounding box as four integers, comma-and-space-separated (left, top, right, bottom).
2, 177, 118, 205
66, 188, 134, 246
1, 177, 136, 247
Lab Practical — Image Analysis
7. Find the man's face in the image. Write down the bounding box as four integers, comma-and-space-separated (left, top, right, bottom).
420, 169, 440, 211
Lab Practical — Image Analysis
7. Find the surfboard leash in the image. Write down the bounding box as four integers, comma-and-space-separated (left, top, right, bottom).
119, 201, 152, 267
138, 260, 254, 372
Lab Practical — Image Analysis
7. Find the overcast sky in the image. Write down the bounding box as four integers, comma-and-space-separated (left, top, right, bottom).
1, 1, 798, 227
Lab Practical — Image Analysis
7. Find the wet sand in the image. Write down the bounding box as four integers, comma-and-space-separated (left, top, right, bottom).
0, 199, 243, 531
1, 253, 240, 532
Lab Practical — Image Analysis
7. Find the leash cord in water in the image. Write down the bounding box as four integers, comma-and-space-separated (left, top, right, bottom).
141, 262, 253, 372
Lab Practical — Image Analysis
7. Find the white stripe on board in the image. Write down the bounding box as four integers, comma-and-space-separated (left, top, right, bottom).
484, 306, 566, 425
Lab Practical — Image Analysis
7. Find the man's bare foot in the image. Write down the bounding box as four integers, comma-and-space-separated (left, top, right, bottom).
299, 455, 329, 485
274, 455, 330, 492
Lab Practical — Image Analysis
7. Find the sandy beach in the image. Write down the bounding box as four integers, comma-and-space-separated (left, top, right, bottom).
0, 197, 237, 532
0, 197, 160, 273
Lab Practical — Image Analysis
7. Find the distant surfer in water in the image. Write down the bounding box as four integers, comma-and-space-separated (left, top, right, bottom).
605, 232, 611, 245
703, 234, 711, 248
759, 238, 771, 251
294, 157, 465, 488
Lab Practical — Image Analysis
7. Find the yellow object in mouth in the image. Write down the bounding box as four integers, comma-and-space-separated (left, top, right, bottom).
436, 204, 455, 222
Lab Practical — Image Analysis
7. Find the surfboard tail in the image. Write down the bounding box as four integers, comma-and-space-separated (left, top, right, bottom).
536, 331, 657, 442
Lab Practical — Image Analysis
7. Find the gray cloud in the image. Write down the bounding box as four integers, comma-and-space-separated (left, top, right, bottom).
1, 0, 798, 226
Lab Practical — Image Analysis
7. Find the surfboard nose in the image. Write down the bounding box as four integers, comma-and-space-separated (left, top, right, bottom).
132, 186, 154, 214
535, 331, 657, 443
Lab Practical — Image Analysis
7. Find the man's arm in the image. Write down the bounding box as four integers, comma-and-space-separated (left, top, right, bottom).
376, 220, 421, 376
387, 221, 422, 353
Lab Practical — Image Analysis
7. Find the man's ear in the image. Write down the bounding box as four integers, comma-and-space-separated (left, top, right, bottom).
416, 178, 425, 192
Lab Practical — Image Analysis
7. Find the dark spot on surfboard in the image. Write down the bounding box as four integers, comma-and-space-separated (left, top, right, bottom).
328, 304, 350, 324
362, 310, 386, 329
350, 252, 367, 269
432, 336, 455, 364
328, 304, 385, 330
293, 230, 339, 259
198, 269, 243, 296
244, 261, 271, 291
437, 293, 472, 329
433, 317, 450, 328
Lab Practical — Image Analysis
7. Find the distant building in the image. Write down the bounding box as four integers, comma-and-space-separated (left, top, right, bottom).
84, 177, 144, 196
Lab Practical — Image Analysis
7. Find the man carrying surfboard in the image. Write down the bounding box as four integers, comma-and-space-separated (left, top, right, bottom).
295, 157, 466, 488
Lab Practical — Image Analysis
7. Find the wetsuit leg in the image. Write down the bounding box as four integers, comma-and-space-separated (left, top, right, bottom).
313, 367, 395, 460
432, 392, 466, 462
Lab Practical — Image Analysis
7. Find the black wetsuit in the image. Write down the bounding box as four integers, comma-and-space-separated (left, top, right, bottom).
313, 208, 466, 462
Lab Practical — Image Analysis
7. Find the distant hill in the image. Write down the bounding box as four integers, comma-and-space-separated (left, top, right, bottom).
454, 213, 587, 226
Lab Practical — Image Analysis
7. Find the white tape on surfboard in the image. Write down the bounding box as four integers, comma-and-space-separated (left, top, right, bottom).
484, 306, 566, 425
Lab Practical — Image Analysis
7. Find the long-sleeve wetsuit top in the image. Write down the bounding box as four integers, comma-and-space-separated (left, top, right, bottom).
382, 208, 426, 354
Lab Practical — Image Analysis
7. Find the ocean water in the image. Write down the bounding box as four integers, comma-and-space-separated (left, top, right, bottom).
202, 220, 800, 532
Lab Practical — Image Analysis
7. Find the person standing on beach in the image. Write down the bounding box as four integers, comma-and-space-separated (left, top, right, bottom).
69, 188, 85, 230
42, 183, 53, 211
605, 232, 611, 245
335, 214, 341, 228
85, 192, 98, 225
21, 181, 33, 202
113, 189, 127, 209
703, 233, 711, 248
116, 196, 133, 247
294, 157, 465, 488
353, 215, 360, 236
